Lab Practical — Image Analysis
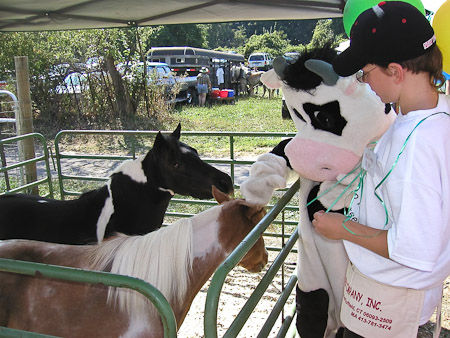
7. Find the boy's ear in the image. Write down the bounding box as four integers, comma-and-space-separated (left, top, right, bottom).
388, 63, 404, 84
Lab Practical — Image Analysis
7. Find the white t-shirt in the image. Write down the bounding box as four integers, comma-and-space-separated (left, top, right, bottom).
216, 68, 224, 84
345, 94, 450, 324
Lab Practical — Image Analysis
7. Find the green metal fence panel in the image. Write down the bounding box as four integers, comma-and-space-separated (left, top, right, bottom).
53, 129, 300, 337
0, 327, 60, 338
204, 180, 300, 338
53, 129, 296, 199
258, 273, 298, 338
1, 129, 300, 337
0, 133, 54, 197
224, 229, 298, 337
0, 258, 177, 338
276, 301, 298, 338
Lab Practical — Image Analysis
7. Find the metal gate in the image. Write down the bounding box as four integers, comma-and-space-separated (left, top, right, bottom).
0, 130, 299, 337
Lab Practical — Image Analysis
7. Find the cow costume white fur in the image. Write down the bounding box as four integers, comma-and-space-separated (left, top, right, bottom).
240, 46, 396, 337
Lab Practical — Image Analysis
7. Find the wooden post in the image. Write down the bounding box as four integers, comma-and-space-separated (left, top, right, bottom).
14, 56, 38, 194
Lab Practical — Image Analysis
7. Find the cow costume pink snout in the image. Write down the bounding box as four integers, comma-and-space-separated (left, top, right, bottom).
285, 137, 360, 182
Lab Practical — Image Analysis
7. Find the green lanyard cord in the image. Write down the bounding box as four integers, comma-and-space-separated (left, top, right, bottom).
305, 164, 362, 209
341, 111, 450, 237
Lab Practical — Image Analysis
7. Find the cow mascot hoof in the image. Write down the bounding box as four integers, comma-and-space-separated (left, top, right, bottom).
240, 44, 395, 337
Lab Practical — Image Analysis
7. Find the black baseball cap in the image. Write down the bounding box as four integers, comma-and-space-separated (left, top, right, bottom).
333, 1, 436, 77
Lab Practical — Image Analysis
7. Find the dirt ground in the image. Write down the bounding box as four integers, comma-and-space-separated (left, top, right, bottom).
178, 249, 298, 338
178, 242, 450, 338
417, 277, 450, 338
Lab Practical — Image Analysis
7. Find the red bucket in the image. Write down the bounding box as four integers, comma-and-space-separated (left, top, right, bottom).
219, 90, 228, 98
211, 89, 220, 98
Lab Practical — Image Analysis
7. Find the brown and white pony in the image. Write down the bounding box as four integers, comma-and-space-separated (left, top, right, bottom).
0, 187, 268, 338
247, 71, 276, 98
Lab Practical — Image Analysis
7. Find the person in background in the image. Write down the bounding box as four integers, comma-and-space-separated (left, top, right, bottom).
313, 2, 450, 337
197, 67, 211, 107
216, 67, 224, 90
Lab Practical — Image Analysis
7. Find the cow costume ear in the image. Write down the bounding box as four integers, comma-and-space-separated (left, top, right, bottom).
273, 56, 287, 78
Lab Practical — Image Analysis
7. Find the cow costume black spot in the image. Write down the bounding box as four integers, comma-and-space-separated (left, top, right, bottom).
241, 45, 395, 338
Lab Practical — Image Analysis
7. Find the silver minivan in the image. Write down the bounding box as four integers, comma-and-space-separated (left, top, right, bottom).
248, 52, 273, 70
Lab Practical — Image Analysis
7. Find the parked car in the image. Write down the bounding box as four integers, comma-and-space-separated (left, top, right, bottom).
283, 52, 300, 64
248, 52, 273, 70
55, 72, 88, 94
55, 71, 105, 95
122, 62, 176, 85
280, 52, 300, 119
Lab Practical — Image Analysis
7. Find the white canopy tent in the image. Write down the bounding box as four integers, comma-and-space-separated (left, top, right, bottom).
0, 0, 344, 31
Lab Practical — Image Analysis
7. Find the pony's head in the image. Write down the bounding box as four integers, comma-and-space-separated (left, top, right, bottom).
261, 45, 396, 182
144, 124, 233, 198
213, 186, 268, 273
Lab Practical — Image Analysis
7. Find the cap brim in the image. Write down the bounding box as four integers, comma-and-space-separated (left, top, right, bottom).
332, 45, 367, 77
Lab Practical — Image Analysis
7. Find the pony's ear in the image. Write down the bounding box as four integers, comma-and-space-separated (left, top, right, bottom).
213, 186, 231, 204
153, 131, 166, 151
152, 130, 180, 164
172, 123, 181, 140
234, 199, 267, 224
243, 203, 266, 224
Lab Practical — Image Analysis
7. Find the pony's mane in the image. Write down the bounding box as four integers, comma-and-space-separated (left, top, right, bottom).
84, 218, 194, 318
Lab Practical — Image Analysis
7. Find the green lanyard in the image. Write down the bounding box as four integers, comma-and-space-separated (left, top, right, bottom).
305, 164, 362, 210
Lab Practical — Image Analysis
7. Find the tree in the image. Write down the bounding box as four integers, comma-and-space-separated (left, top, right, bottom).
243, 30, 289, 58
203, 23, 235, 49
308, 19, 346, 49
149, 24, 206, 48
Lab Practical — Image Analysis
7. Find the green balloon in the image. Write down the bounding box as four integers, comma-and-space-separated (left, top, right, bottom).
343, 0, 426, 37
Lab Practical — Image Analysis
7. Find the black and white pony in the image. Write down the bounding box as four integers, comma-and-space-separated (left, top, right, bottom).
0, 124, 233, 245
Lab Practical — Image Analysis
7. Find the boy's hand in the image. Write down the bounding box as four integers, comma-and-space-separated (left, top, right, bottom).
312, 211, 347, 240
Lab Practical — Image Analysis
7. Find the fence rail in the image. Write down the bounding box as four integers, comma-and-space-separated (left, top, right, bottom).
205, 180, 299, 338
0, 133, 54, 197
0, 258, 177, 338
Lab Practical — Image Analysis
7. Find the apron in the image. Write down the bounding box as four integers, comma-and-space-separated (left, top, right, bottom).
340, 263, 427, 337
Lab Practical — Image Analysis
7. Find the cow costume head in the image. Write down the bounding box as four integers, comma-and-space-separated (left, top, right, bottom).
262, 46, 395, 182
241, 45, 396, 337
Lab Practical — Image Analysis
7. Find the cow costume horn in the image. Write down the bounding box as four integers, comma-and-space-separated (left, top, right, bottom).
273, 56, 287, 79
305, 59, 339, 86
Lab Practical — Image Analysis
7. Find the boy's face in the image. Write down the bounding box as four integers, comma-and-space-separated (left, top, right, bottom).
360, 64, 399, 104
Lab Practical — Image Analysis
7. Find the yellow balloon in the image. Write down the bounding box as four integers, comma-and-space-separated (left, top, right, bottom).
433, 0, 450, 73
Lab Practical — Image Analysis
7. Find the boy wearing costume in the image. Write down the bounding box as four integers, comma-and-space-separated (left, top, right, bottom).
240, 45, 395, 337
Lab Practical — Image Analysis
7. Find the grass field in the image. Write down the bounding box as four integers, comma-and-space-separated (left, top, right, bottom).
172, 96, 296, 133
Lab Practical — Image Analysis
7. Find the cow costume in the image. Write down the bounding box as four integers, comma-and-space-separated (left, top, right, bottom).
240, 45, 396, 337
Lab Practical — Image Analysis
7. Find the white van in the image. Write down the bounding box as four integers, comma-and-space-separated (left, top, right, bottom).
248, 52, 273, 70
